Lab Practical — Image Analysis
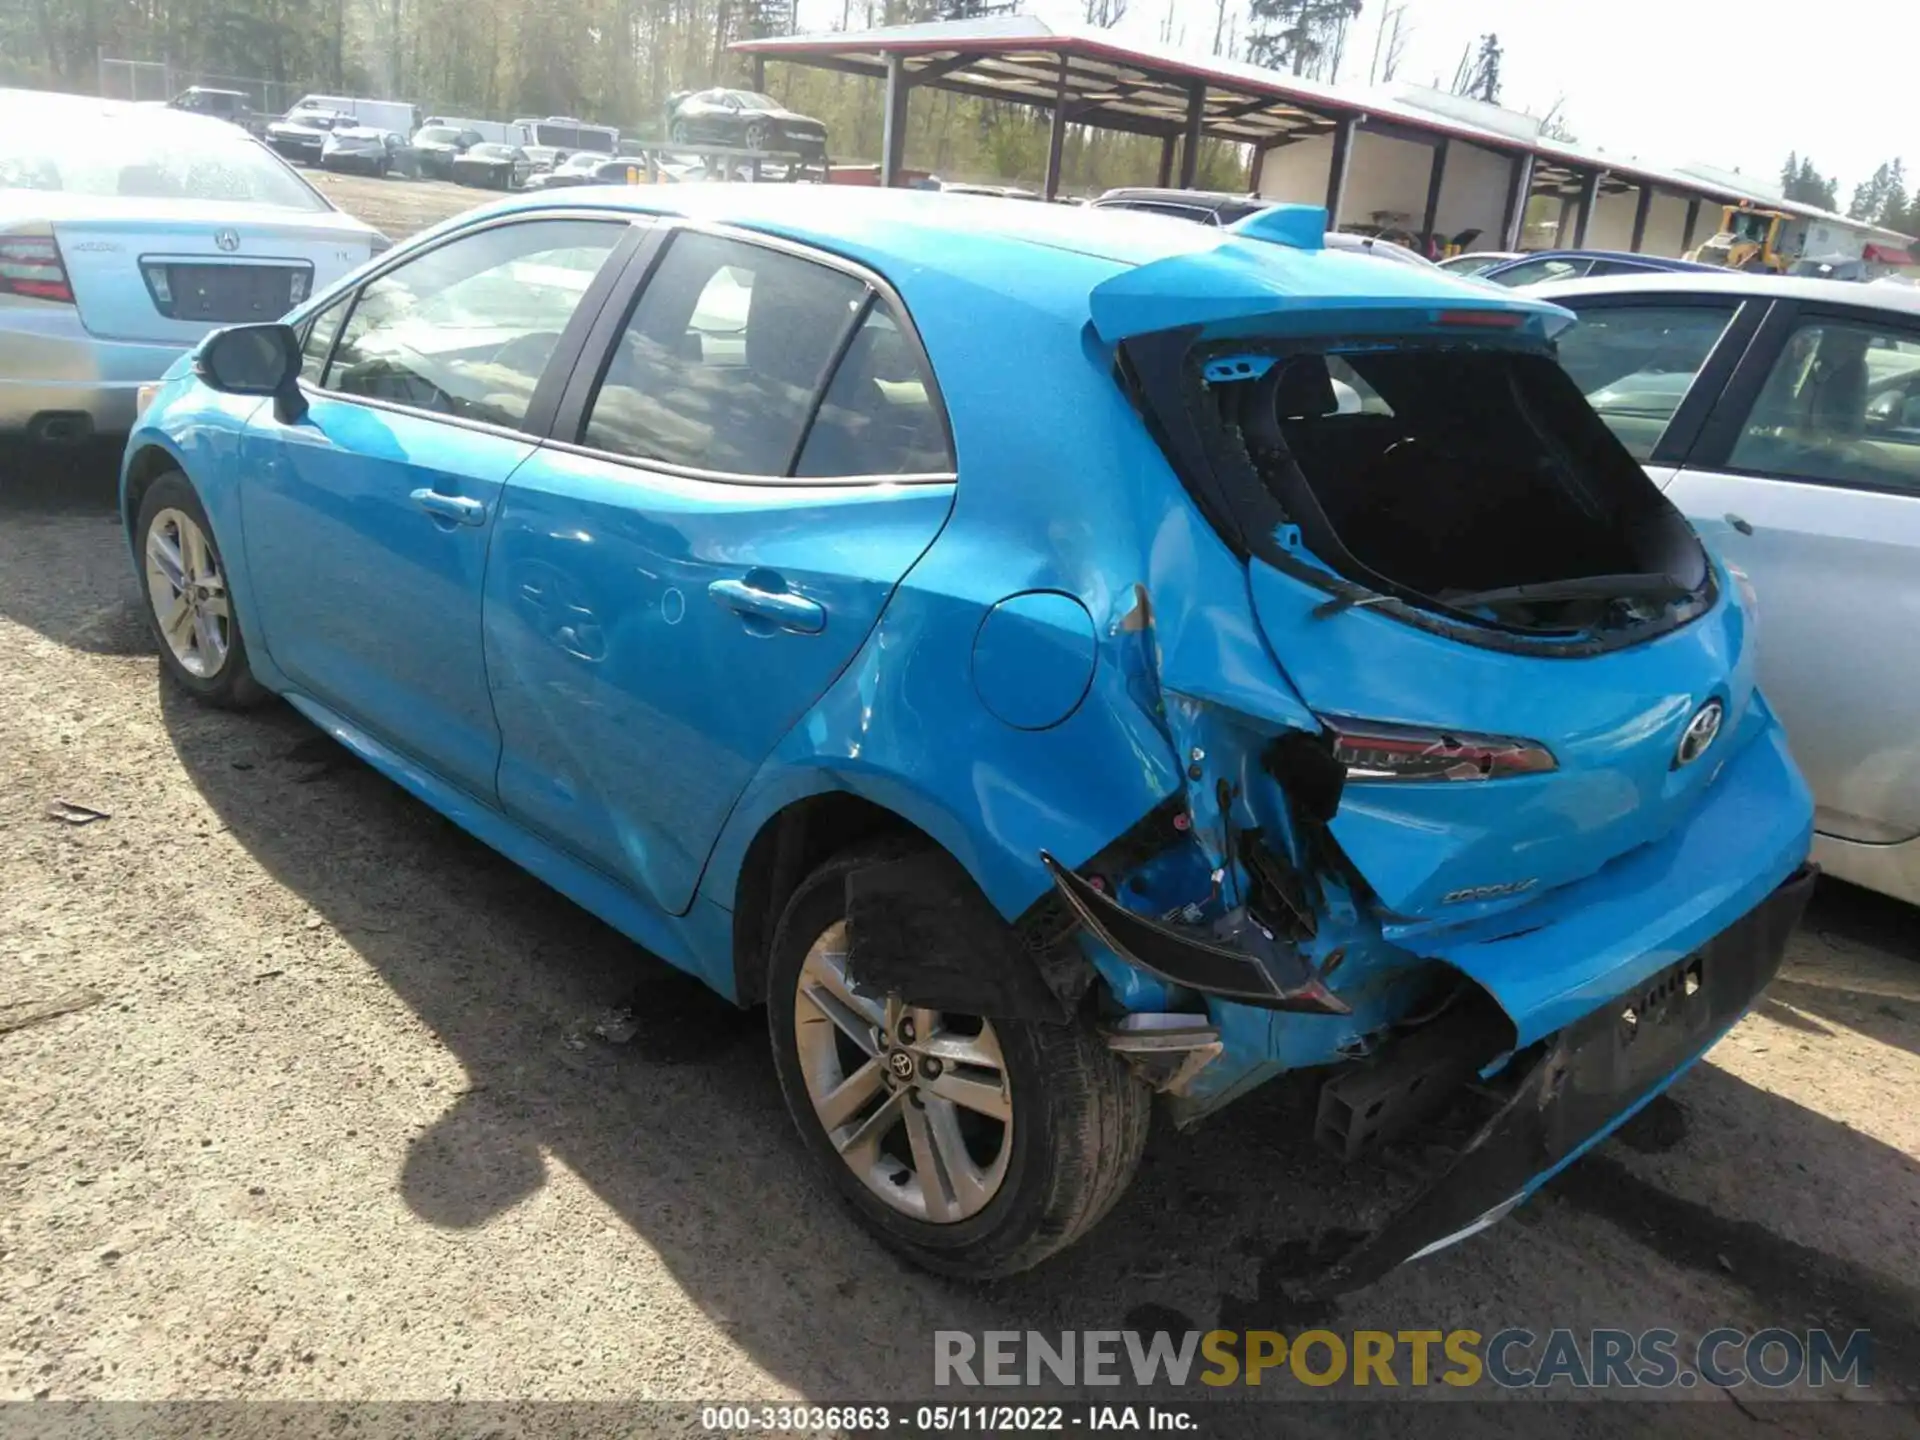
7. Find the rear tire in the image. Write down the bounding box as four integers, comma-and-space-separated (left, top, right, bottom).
767, 842, 1151, 1278
135, 471, 267, 709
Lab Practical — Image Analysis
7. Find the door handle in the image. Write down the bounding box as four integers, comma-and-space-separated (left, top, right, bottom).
410, 488, 487, 526
1724, 512, 1754, 536
707, 577, 825, 635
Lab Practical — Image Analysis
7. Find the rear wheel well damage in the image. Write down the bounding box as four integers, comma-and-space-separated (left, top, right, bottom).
729, 794, 1095, 1021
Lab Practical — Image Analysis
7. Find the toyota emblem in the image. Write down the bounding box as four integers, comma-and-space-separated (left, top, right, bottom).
214, 229, 241, 253
1675, 699, 1724, 768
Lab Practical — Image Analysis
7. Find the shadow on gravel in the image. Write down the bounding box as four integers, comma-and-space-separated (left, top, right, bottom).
152, 676, 1920, 1423
0, 446, 152, 656
1763, 877, 1920, 1059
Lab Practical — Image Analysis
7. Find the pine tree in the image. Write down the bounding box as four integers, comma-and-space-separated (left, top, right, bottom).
1245, 0, 1363, 78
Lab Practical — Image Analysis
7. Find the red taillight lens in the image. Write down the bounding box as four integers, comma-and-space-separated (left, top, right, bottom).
1434, 308, 1526, 329
1325, 718, 1556, 782
0, 235, 75, 304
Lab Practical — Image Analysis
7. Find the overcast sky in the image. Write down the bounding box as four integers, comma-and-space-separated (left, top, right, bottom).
793, 0, 1910, 200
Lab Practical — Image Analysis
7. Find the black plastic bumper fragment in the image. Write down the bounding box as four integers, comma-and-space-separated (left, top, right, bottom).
1039, 852, 1351, 1013
843, 849, 1081, 1023
1308, 863, 1817, 1295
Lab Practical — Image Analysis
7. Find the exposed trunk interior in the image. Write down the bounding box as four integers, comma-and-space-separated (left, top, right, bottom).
1212, 344, 1708, 632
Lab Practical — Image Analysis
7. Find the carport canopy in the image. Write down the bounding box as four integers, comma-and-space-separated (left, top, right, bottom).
732, 16, 1907, 258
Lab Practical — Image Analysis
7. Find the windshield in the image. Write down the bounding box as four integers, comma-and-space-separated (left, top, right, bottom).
1728, 212, 1773, 243
562, 153, 602, 172
727, 91, 781, 109
468, 145, 514, 160
0, 116, 327, 211
416, 127, 463, 144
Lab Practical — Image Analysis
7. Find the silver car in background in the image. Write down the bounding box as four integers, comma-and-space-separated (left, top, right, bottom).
0, 90, 386, 450
1542, 272, 1920, 904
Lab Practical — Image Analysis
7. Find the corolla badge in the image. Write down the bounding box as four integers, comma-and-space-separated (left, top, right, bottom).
1675, 699, 1724, 768
214, 229, 241, 252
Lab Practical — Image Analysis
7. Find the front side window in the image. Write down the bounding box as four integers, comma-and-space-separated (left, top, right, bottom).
299, 300, 348, 386
1556, 303, 1739, 460
581, 231, 867, 475
1728, 319, 1920, 494
324, 218, 622, 429
1488, 256, 1589, 287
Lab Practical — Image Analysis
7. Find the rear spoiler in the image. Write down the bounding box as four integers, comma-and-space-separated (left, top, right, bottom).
1087, 203, 1575, 346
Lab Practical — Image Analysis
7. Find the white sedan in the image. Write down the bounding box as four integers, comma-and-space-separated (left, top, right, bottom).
0, 89, 386, 450
1542, 271, 1920, 904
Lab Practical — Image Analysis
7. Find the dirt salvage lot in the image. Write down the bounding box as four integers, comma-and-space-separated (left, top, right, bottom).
2, 171, 1919, 1430
307, 169, 494, 240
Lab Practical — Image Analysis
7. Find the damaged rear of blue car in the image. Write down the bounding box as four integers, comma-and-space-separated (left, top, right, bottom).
738, 197, 1812, 1285
125, 187, 1813, 1288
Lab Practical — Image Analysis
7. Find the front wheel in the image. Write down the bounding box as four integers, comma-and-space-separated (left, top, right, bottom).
767, 844, 1151, 1278
670, 120, 690, 145
136, 471, 267, 708
744, 119, 769, 152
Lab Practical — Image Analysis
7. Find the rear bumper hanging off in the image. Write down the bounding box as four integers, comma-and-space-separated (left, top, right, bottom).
1308, 863, 1817, 1294
1039, 851, 1349, 1013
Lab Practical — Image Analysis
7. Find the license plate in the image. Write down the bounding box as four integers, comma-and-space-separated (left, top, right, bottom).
162, 265, 305, 323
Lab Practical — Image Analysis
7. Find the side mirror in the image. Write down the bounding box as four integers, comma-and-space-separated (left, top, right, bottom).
196, 323, 307, 424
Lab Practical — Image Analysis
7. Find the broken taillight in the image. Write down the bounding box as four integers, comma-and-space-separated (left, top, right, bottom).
1323, 718, 1556, 782
0, 234, 74, 304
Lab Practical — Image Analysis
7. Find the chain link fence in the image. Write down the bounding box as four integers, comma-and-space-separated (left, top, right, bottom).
96, 55, 344, 122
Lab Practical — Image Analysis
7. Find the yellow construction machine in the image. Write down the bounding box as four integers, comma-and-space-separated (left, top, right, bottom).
1686, 203, 1807, 272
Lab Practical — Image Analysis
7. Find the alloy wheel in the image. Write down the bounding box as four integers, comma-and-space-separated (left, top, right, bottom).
793, 920, 1013, 1223
744, 120, 768, 152
144, 508, 231, 678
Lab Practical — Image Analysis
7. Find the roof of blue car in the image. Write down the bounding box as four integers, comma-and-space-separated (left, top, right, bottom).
481, 183, 1564, 323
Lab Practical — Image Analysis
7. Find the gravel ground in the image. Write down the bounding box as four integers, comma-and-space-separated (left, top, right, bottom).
306, 169, 496, 240
0, 170, 1917, 1429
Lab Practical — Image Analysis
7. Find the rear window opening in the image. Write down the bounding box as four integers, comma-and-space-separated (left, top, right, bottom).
1201, 343, 1710, 636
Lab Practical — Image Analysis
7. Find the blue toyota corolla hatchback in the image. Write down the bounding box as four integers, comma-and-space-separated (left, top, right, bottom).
121, 186, 1814, 1286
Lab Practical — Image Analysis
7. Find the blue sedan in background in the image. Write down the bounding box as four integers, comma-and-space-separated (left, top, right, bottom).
120, 187, 1814, 1285
1437, 247, 1723, 286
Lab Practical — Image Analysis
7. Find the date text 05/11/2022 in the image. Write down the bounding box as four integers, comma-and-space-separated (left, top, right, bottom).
698, 1405, 1197, 1432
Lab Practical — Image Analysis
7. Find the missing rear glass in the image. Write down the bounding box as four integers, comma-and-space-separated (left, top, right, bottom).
1215, 344, 1709, 634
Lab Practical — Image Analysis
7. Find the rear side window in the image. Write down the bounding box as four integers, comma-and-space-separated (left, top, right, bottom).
580, 232, 866, 475
1555, 303, 1739, 460
1729, 319, 1920, 494
796, 304, 952, 476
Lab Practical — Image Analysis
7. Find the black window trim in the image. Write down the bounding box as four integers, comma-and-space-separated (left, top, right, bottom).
538, 216, 959, 488
1688, 295, 1920, 497
296, 207, 649, 443
1554, 291, 1772, 466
